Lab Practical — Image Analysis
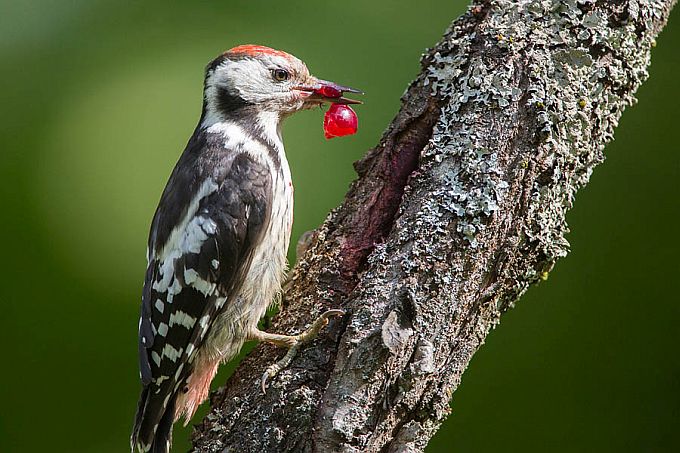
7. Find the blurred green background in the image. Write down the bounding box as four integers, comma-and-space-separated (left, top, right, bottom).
0, 1, 678, 452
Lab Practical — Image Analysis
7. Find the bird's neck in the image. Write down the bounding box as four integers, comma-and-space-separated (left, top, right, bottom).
201, 109, 286, 171
253, 110, 284, 151
203, 103, 283, 142
200, 84, 286, 154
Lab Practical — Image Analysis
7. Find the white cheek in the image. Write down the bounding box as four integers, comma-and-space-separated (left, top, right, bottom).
228, 61, 270, 102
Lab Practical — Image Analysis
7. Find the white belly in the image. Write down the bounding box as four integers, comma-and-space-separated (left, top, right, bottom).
237, 170, 294, 329
202, 163, 293, 363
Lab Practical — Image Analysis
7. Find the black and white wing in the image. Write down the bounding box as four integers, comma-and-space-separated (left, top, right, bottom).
131, 130, 272, 453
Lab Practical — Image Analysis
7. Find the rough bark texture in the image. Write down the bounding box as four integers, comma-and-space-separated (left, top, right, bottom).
192, 1, 676, 451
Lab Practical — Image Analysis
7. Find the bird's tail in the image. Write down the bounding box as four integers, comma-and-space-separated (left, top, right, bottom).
131, 386, 177, 453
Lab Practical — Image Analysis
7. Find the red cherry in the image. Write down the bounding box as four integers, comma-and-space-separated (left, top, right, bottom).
324, 104, 358, 139
316, 85, 342, 98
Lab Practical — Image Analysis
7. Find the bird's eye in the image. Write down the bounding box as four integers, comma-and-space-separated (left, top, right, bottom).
272, 69, 290, 82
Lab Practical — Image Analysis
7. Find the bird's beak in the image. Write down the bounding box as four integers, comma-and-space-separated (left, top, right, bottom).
295, 79, 363, 105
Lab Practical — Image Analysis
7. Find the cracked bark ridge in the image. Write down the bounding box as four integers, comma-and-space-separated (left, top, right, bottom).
192, 1, 676, 452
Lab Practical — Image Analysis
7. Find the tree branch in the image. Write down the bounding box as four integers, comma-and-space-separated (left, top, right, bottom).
192, 1, 676, 451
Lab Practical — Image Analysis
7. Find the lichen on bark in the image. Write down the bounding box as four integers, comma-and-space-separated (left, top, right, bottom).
192, 1, 677, 452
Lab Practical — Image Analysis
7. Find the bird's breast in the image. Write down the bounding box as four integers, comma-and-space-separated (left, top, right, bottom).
242, 152, 293, 317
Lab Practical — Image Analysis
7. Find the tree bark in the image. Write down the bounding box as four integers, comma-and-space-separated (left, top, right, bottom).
192, 1, 676, 451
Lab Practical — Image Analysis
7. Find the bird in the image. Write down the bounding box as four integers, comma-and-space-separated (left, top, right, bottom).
130, 44, 361, 453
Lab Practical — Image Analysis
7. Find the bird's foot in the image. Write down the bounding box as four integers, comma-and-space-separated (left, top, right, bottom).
250, 309, 345, 392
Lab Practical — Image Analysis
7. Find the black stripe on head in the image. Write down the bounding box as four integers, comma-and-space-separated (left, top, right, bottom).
216, 86, 253, 114
205, 50, 260, 76
204, 54, 255, 119
205, 54, 228, 75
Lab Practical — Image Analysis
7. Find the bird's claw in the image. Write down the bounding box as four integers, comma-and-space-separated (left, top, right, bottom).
298, 309, 345, 342
261, 344, 299, 393
260, 309, 345, 393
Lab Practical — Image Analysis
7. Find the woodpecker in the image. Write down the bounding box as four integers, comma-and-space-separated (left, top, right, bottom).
130, 45, 361, 453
